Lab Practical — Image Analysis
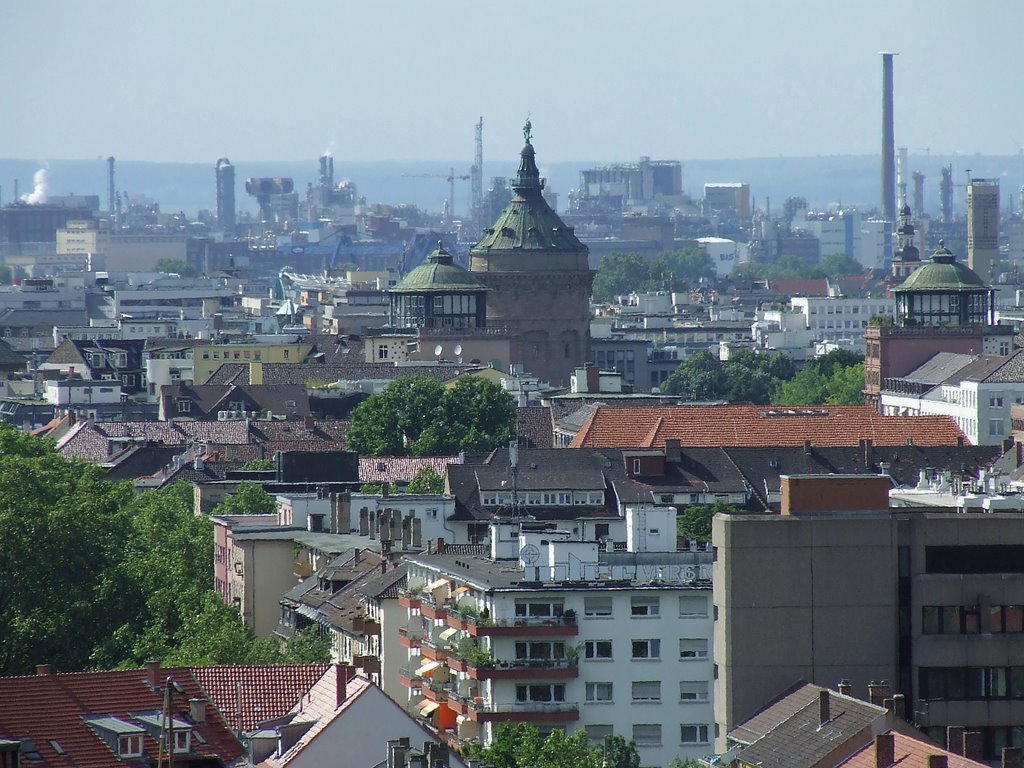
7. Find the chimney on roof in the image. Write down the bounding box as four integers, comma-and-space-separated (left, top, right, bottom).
436, 537, 446, 554
1003, 747, 1023, 768
665, 438, 681, 464
837, 679, 852, 696
35, 664, 52, 675
947, 727, 965, 756
304, 414, 315, 431
189, 698, 206, 723
868, 680, 892, 708
804, 440, 812, 454
963, 732, 983, 762
387, 738, 411, 768
957, 435, 965, 448
875, 733, 895, 768
891, 693, 906, 720
335, 664, 354, 709
818, 689, 831, 726
928, 756, 948, 768
861, 438, 873, 466
146, 660, 161, 688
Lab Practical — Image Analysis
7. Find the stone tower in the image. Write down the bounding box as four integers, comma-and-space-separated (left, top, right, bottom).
469, 123, 593, 386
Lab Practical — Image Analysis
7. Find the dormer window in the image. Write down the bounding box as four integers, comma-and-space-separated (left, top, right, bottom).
118, 734, 143, 757
173, 729, 190, 753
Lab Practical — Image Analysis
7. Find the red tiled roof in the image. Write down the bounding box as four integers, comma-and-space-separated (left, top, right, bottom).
190, 663, 331, 731
358, 456, 459, 485
838, 731, 987, 768
0, 664, 244, 768
569, 405, 968, 449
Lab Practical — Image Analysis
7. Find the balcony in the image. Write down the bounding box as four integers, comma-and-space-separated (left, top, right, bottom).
421, 639, 448, 663
468, 614, 578, 638
420, 597, 447, 621
352, 616, 381, 636
398, 591, 421, 610
398, 626, 423, 649
467, 658, 579, 681
452, 697, 579, 723
354, 654, 380, 675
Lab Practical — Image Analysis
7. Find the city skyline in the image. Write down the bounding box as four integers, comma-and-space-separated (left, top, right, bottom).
2, 1, 1023, 165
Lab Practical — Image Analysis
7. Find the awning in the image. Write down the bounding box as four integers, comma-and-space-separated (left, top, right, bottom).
426, 578, 450, 591
415, 660, 441, 676
419, 700, 441, 716
439, 627, 459, 641
453, 585, 471, 595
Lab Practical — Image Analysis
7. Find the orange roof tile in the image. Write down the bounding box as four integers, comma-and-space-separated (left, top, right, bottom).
838, 731, 987, 768
0, 664, 244, 768
190, 663, 331, 731
569, 405, 967, 449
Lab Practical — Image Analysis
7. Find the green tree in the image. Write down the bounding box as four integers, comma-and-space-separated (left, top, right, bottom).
359, 482, 399, 495
348, 375, 514, 456
405, 464, 446, 494
242, 458, 276, 471
154, 258, 197, 277
660, 350, 726, 400
470, 724, 639, 768
592, 252, 654, 299
772, 350, 865, 406
819, 253, 864, 278
656, 247, 715, 287
661, 349, 795, 404
0, 426, 134, 674
826, 362, 866, 404
677, 501, 745, 542
212, 481, 277, 515
0, 265, 12, 285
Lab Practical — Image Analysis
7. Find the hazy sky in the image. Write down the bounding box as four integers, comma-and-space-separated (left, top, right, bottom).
2, 1, 1022, 165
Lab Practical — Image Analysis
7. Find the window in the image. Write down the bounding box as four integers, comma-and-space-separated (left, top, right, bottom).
679, 595, 708, 616
632, 724, 662, 746
585, 640, 612, 659
515, 641, 565, 660
177, 399, 191, 414
632, 458, 641, 475
680, 680, 709, 701
631, 639, 660, 659
173, 730, 190, 753
585, 725, 613, 742
680, 724, 709, 744
515, 601, 563, 618
118, 735, 143, 758
585, 682, 613, 702
584, 596, 613, 617
631, 596, 660, 616
283, 349, 290, 359
516, 683, 565, 703
377, 344, 389, 360
632, 680, 661, 701
679, 638, 708, 659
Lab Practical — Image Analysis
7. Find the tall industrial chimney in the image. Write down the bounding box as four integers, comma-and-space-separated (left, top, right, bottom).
106, 157, 116, 223
215, 158, 236, 232
880, 52, 897, 222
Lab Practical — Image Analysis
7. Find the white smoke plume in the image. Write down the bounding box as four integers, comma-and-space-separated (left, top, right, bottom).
323, 138, 337, 158
21, 169, 48, 204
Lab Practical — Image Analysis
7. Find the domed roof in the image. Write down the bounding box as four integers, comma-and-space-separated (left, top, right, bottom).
470, 125, 586, 255
896, 241, 988, 291
391, 241, 487, 293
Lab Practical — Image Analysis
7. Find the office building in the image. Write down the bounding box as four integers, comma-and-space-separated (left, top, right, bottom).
967, 179, 1000, 284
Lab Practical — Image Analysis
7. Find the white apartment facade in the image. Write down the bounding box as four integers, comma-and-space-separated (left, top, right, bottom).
397, 511, 714, 767
789, 296, 896, 350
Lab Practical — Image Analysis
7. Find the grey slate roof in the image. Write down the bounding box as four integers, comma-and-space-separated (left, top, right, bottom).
733, 684, 886, 768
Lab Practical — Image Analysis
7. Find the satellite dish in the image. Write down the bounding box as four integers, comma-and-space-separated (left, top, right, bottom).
454, 344, 463, 356
434, 344, 443, 357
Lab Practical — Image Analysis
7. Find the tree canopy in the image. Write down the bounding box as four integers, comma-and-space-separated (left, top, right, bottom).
592, 248, 714, 299
212, 481, 277, 515
464, 724, 639, 768
154, 258, 197, 277
0, 426, 327, 674
347, 375, 515, 456
732, 253, 864, 281
406, 464, 446, 494
677, 501, 746, 542
660, 348, 864, 406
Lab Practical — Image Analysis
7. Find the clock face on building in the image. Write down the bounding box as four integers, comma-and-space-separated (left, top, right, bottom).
519, 543, 540, 565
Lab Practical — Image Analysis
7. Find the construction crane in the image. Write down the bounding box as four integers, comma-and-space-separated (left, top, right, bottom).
403, 167, 470, 223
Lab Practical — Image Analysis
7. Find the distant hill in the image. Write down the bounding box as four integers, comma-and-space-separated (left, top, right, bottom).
1, 154, 1021, 220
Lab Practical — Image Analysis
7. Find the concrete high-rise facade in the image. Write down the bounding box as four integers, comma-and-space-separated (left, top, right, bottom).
967, 178, 1000, 283
469, 124, 594, 386
215, 158, 236, 232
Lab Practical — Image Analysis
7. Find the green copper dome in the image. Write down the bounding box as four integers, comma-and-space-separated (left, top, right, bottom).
391, 241, 488, 293
470, 138, 586, 254
897, 241, 987, 291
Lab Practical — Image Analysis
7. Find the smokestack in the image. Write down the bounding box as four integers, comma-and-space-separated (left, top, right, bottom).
107, 156, 115, 220
881, 52, 897, 222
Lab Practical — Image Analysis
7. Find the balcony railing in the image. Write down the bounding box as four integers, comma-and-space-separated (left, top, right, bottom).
465, 658, 579, 680
450, 697, 579, 723
467, 614, 578, 637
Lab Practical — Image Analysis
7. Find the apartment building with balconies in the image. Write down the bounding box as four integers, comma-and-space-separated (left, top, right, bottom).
396, 510, 713, 767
